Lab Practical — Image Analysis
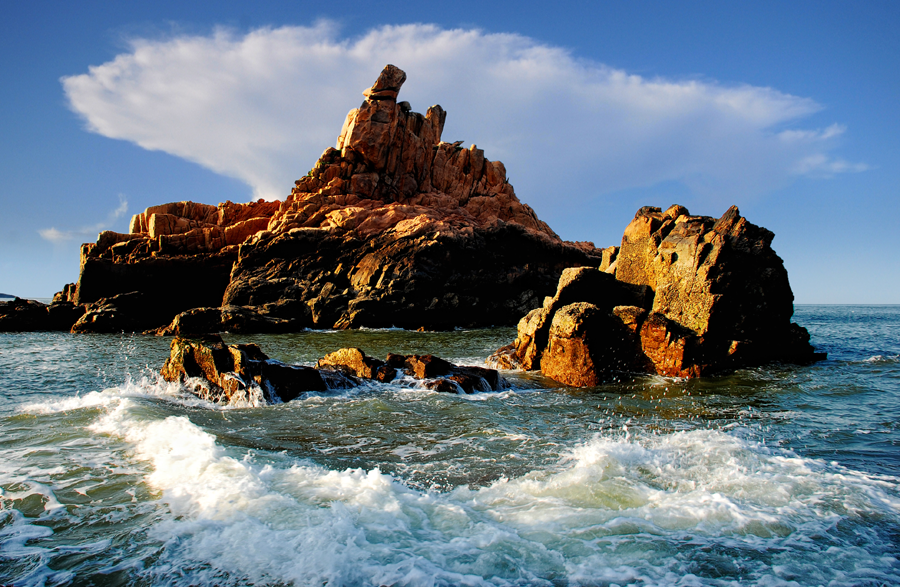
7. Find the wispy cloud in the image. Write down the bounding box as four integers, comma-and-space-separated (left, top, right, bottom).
61, 23, 866, 206
39, 194, 129, 243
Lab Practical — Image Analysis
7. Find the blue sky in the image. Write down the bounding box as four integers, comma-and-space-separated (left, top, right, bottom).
1, 1, 898, 303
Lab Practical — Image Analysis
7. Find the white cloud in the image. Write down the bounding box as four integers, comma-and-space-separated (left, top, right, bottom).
39, 194, 129, 243
61, 23, 866, 206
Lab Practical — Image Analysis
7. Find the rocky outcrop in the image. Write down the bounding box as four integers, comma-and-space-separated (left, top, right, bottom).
71, 292, 158, 333
160, 335, 351, 404
220, 65, 598, 329
0, 298, 86, 332
161, 338, 506, 404
57, 64, 600, 333
154, 305, 300, 336
0, 298, 52, 332
491, 205, 825, 383
316, 347, 506, 393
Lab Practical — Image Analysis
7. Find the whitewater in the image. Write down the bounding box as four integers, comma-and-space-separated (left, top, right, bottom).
1, 306, 898, 586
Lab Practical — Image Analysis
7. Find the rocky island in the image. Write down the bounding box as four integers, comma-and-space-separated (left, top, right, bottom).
0, 65, 824, 387
43, 64, 602, 334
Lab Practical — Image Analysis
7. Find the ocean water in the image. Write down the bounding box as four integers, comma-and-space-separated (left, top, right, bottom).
0, 305, 898, 586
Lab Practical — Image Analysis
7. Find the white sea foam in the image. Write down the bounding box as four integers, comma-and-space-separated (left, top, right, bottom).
79, 396, 900, 587
16, 375, 214, 414
863, 354, 900, 364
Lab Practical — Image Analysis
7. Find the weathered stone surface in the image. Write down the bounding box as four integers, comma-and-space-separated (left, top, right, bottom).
492, 205, 825, 384
160, 335, 347, 404
616, 204, 794, 343
540, 303, 647, 386
317, 347, 396, 382
225, 222, 595, 330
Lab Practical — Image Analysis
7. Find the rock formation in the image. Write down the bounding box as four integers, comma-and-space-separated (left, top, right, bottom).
0, 297, 86, 332
61, 64, 601, 333
161, 337, 506, 404
490, 205, 825, 383
161, 335, 348, 404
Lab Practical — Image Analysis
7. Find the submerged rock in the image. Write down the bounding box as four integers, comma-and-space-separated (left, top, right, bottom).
161, 339, 506, 404
160, 335, 350, 404
386, 353, 505, 393
319, 347, 506, 394
316, 347, 397, 382
490, 205, 825, 384
59, 64, 600, 333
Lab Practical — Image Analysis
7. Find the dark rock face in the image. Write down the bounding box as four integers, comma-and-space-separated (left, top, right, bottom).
154, 305, 300, 336
0, 298, 86, 332
53, 64, 600, 334
161, 339, 506, 404
491, 205, 825, 384
73, 251, 237, 331
224, 222, 596, 330
71, 292, 155, 333
47, 302, 87, 331
0, 298, 51, 331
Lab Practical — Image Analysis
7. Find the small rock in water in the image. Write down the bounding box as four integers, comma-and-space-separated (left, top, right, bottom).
161, 339, 506, 404
160, 335, 352, 404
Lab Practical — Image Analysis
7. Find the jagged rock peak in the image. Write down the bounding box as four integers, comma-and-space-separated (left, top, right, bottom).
269, 64, 558, 240
54, 64, 601, 334
362, 64, 407, 101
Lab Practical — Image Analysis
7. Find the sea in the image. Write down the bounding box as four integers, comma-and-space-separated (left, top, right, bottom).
1, 305, 898, 586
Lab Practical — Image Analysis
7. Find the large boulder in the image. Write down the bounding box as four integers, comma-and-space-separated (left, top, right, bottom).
490, 205, 825, 384
491, 266, 651, 371
55, 65, 600, 334
316, 347, 397, 382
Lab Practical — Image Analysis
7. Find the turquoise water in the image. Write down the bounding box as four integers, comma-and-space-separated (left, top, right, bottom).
0, 306, 898, 586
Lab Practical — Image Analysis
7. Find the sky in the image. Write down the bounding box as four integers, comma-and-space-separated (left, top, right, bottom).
1, 1, 898, 303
